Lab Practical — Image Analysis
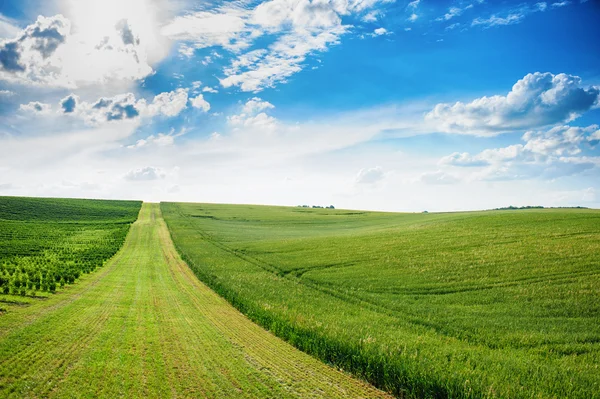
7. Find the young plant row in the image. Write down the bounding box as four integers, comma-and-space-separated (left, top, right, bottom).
0, 197, 141, 296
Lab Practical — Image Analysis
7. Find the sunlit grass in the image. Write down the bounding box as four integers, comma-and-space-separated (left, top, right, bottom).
162, 202, 600, 398
0, 203, 390, 398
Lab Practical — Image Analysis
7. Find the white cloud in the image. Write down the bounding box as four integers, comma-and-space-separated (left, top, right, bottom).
0, 89, 14, 97
362, 10, 380, 22
441, 145, 526, 168
472, 13, 524, 27
161, 9, 254, 52
146, 88, 189, 117
124, 166, 166, 181
220, 25, 347, 92
356, 166, 385, 184
437, 7, 464, 21
229, 111, 279, 132
46, 89, 189, 124
242, 97, 274, 114
0, 14, 20, 39
0, 15, 71, 85
522, 125, 600, 156
407, 0, 421, 9
127, 133, 175, 149
0, 0, 173, 88
202, 87, 218, 93
372, 27, 390, 36
190, 94, 211, 112
418, 170, 459, 185
440, 125, 600, 181
178, 43, 195, 58
227, 97, 279, 133
439, 151, 491, 167
3, 95, 598, 211
471, 1, 567, 29
425, 72, 600, 135
163, 0, 392, 92
20, 101, 52, 114
408, 13, 418, 22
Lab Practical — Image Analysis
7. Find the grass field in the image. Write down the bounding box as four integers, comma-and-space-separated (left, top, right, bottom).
161, 202, 600, 399
0, 203, 390, 398
0, 197, 141, 299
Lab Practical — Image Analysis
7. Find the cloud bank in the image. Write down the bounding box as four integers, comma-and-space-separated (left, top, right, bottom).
426, 72, 599, 135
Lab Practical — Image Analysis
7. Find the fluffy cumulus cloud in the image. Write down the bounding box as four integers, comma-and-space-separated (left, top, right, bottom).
146, 89, 189, 117
19, 101, 52, 114
371, 27, 389, 36
190, 94, 211, 112
242, 97, 274, 114
0, 15, 70, 83
0, 8, 165, 88
42, 89, 190, 124
356, 166, 385, 184
228, 97, 278, 132
440, 125, 600, 180
426, 72, 600, 135
163, 0, 393, 92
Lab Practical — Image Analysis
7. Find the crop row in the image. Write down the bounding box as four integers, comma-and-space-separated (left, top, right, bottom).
0, 223, 131, 295
0, 197, 141, 296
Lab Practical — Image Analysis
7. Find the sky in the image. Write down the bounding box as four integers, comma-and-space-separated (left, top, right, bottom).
0, 0, 599, 212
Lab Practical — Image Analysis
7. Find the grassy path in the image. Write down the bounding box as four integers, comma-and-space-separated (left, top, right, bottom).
0, 203, 390, 398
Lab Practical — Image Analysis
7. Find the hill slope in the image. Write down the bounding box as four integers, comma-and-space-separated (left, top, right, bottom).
162, 202, 600, 398
0, 203, 389, 398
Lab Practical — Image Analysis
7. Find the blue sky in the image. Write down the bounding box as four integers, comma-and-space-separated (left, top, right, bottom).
0, 0, 599, 211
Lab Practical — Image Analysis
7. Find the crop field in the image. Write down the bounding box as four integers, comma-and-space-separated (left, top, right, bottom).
162, 202, 600, 399
0, 197, 141, 301
0, 202, 390, 398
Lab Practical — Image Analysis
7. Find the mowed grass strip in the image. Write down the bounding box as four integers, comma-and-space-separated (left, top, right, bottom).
161, 202, 600, 399
0, 203, 390, 399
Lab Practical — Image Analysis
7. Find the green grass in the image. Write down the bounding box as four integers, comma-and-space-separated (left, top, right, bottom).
0, 203, 390, 398
0, 196, 141, 297
161, 202, 600, 399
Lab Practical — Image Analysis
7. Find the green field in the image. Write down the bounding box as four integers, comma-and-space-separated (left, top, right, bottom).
162, 202, 600, 398
0, 202, 390, 398
0, 197, 141, 300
